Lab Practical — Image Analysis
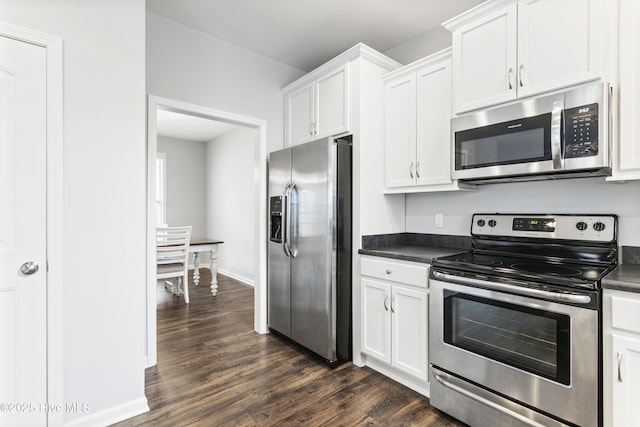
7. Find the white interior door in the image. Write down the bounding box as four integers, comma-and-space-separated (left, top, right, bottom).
0, 35, 47, 426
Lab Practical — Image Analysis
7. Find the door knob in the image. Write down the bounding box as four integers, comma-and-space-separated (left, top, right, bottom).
20, 261, 39, 275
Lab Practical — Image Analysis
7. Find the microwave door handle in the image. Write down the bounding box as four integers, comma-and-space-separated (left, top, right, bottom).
551, 100, 564, 170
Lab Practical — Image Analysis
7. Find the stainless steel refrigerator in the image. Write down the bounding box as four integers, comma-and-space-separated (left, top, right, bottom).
268, 136, 352, 365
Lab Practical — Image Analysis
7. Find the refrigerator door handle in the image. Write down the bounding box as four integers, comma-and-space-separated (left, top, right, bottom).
285, 182, 297, 258
281, 184, 291, 257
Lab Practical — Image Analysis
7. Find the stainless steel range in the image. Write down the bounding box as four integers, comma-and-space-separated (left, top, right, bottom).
429, 214, 618, 427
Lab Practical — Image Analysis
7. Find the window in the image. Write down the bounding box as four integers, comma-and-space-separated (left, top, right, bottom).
156, 152, 166, 226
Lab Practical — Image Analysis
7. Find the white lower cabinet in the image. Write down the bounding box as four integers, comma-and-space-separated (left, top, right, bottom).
361, 257, 429, 384
604, 289, 640, 426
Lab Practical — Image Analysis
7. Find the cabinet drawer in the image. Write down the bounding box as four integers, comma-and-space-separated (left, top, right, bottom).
361, 257, 428, 288
611, 295, 640, 334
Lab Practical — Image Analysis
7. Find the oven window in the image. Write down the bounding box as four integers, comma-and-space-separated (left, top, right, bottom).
444, 291, 570, 385
455, 113, 551, 170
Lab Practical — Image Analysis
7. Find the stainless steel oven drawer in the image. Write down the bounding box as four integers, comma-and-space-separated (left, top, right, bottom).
430, 367, 569, 427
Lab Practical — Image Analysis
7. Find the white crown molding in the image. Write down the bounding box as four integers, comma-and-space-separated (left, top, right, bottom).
382, 47, 452, 83
282, 42, 401, 95
442, 0, 517, 32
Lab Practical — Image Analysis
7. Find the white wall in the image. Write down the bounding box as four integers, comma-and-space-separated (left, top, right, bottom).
157, 136, 207, 236
206, 127, 258, 284
0, 1, 147, 426
146, 12, 304, 154
384, 26, 452, 65
406, 178, 640, 246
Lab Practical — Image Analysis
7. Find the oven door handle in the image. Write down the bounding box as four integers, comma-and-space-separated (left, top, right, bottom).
432, 270, 592, 304
432, 370, 548, 427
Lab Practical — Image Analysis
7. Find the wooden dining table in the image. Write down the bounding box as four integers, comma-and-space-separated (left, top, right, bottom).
189, 237, 224, 296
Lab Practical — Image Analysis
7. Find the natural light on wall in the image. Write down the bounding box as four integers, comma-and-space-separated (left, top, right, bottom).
156, 152, 166, 226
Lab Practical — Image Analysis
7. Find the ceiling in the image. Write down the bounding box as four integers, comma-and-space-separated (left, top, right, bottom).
150, 0, 485, 140
156, 110, 238, 142
146, 0, 485, 72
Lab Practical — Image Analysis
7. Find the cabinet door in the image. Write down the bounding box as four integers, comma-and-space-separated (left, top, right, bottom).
517, 0, 601, 98
315, 63, 350, 140
416, 58, 453, 187
452, 4, 517, 113
610, 334, 640, 427
361, 278, 391, 364
391, 285, 428, 381
285, 83, 314, 146
384, 74, 416, 188
615, 0, 640, 178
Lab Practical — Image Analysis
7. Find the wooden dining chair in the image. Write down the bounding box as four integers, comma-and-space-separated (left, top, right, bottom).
156, 225, 192, 304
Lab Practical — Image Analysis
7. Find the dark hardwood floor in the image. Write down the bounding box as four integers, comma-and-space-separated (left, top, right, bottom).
114, 271, 464, 426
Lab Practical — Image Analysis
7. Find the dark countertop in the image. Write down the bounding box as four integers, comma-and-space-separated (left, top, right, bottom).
602, 264, 640, 293
359, 233, 471, 264
358, 245, 466, 264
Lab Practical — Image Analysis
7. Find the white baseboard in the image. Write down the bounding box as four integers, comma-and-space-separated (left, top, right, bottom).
217, 269, 255, 287
63, 397, 149, 427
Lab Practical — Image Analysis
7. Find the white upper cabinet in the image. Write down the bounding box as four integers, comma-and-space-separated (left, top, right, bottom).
315, 64, 349, 139
416, 58, 456, 187
516, 0, 601, 98
383, 49, 468, 193
384, 74, 416, 188
445, 0, 607, 114
284, 63, 349, 146
609, 0, 640, 181
450, 4, 518, 113
286, 83, 315, 146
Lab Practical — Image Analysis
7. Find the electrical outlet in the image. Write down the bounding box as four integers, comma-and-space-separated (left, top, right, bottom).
435, 213, 444, 228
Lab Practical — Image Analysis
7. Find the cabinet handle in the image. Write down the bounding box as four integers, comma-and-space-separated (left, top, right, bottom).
507, 67, 513, 90
409, 162, 414, 179
618, 352, 623, 382
386, 269, 392, 275
416, 161, 420, 179
519, 64, 524, 87
383, 295, 389, 312
391, 296, 396, 313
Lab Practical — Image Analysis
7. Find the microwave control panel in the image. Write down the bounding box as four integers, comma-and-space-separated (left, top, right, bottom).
563, 103, 598, 158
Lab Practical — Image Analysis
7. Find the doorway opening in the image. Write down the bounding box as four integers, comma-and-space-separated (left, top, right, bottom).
146, 96, 268, 367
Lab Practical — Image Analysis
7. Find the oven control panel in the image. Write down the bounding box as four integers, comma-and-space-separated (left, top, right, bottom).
472, 214, 616, 242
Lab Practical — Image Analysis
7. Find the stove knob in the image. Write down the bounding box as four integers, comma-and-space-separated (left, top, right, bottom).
576, 221, 588, 231
488, 219, 497, 228
477, 219, 485, 227
593, 221, 606, 232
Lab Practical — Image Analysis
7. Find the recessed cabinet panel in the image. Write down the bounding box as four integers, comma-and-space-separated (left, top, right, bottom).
384, 75, 416, 188
604, 289, 640, 427
315, 64, 349, 139
392, 285, 428, 380
614, 0, 640, 179
610, 334, 640, 427
517, 0, 599, 98
453, 4, 517, 113
286, 84, 314, 146
416, 59, 454, 186
362, 278, 391, 363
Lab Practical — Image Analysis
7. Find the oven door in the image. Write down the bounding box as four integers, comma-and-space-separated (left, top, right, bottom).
430, 274, 598, 427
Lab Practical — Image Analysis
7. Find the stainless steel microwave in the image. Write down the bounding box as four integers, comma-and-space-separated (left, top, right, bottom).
452, 82, 612, 183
